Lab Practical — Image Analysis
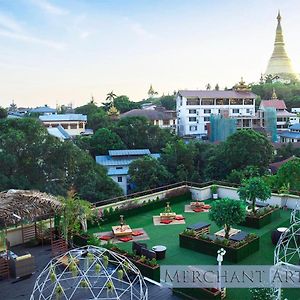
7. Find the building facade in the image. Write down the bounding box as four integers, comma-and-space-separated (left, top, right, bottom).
279, 124, 300, 143
176, 81, 256, 138
95, 149, 160, 195
120, 107, 177, 131
39, 114, 87, 136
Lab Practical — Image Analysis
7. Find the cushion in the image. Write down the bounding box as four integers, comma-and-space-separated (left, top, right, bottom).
193, 208, 204, 213
118, 237, 133, 242
174, 216, 185, 221
203, 205, 211, 209
99, 235, 112, 241
132, 231, 143, 236
16, 254, 32, 261
160, 219, 172, 224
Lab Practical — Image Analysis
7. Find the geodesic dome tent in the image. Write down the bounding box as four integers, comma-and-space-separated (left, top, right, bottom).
30, 246, 148, 300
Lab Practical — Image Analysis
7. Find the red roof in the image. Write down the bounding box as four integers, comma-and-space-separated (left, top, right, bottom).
269, 156, 296, 173
260, 100, 287, 110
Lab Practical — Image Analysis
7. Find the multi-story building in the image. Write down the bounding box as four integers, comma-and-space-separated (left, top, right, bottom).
39, 114, 87, 136
96, 149, 160, 195
121, 106, 177, 132
176, 80, 256, 138
258, 89, 296, 130
279, 124, 300, 143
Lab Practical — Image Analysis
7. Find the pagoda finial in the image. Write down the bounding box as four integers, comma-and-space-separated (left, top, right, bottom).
271, 88, 278, 99
277, 10, 281, 22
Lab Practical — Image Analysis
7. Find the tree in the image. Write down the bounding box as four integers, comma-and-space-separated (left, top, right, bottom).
275, 158, 300, 191
113, 95, 140, 113
226, 165, 260, 184
90, 128, 125, 156
0, 107, 7, 119
160, 95, 176, 110
160, 140, 199, 182
209, 198, 246, 239
88, 109, 110, 131
106, 91, 117, 108
237, 177, 272, 214
128, 156, 171, 191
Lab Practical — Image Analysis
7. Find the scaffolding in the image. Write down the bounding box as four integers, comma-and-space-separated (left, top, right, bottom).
209, 114, 237, 142
264, 107, 277, 142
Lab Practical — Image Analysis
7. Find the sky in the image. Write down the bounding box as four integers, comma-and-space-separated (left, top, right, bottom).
0, 0, 300, 108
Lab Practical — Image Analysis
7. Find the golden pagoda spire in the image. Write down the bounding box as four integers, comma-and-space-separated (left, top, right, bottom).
265, 11, 298, 80
271, 88, 278, 99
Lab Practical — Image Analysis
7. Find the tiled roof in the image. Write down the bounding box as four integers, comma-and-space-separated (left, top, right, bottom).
260, 100, 287, 110
108, 149, 151, 156
121, 109, 176, 120
39, 114, 87, 122
178, 90, 257, 99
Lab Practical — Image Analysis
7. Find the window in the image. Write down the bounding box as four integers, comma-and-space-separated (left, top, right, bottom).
201, 98, 214, 105
230, 99, 243, 105
187, 98, 200, 105
189, 117, 197, 122
216, 98, 229, 105
246, 109, 250, 113
189, 109, 197, 114
204, 117, 210, 122
163, 120, 169, 125
232, 109, 240, 114
189, 125, 197, 131
117, 176, 123, 182
204, 109, 211, 114
116, 166, 123, 170
79, 122, 84, 128
61, 124, 68, 129
244, 99, 254, 105
70, 124, 77, 129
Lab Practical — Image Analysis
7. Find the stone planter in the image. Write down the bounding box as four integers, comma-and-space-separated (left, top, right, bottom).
179, 234, 260, 263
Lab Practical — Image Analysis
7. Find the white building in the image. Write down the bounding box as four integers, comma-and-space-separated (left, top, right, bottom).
279, 124, 300, 143
96, 149, 160, 195
176, 83, 256, 138
39, 114, 87, 136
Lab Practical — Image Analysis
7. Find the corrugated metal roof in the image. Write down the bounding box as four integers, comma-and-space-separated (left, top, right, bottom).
39, 114, 87, 122
47, 125, 71, 140
260, 100, 287, 110
107, 167, 129, 176
178, 90, 257, 99
279, 131, 300, 138
120, 109, 176, 121
30, 106, 56, 113
289, 123, 300, 130
108, 149, 151, 156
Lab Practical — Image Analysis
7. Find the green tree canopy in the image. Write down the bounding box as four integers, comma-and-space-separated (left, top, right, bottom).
274, 158, 300, 191
0, 107, 7, 119
113, 95, 140, 113
0, 118, 122, 202
209, 198, 246, 239
90, 128, 125, 156
237, 177, 272, 213
128, 156, 171, 191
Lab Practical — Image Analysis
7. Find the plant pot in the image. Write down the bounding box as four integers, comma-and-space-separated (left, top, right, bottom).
212, 194, 218, 200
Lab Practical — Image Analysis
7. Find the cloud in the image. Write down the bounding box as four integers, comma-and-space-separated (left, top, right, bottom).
0, 13, 24, 33
0, 28, 66, 49
123, 17, 155, 40
30, 0, 68, 16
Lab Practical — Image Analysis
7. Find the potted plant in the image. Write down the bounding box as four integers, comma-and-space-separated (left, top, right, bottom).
211, 185, 218, 199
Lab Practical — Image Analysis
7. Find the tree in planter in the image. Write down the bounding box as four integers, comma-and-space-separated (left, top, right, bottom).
59, 193, 98, 244
237, 177, 272, 214
209, 198, 246, 239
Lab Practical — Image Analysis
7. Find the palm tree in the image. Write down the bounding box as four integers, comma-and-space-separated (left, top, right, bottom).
106, 91, 117, 107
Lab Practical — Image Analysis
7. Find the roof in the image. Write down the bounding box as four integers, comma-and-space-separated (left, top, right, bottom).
108, 149, 151, 156
272, 142, 300, 149
30, 106, 56, 113
96, 153, 160, 167
289, 123, 300, 130
0, 190, 62, 227
269, 156, 296, 174
107, 167, 129, 176
121, 109, 176, 121
279, 131, 300, 139
178, 90, 257, 99
276, 110, 296, 117
260, 100, 287, 110
47, 125, 71, 140
39, 114, 87, 122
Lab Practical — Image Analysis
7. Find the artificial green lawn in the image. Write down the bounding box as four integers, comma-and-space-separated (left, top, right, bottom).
88, 198, 299, 300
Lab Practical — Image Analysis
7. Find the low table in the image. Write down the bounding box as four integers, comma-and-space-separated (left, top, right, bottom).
152, 245, 167, 260
215, 228, 240, 238
271, 227, 289, 246
190, 201, 205, 209
187, 222, 211, 234
112, 225, 132, 237
160, 212, 176, 220
229, 231, 248, 242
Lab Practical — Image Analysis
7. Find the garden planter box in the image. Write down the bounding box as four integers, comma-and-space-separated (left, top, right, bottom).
240, 208, 280, 229
73, 234, 89, 246
179, 234, 260, 263
128, 258, 160, 282
173, 287, 222, 300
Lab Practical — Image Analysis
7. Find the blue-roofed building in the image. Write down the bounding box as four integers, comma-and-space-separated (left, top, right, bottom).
47, 125, 71, 141
279, 123, 300, 142
39, 114, 87, 136
29, 105, 56, 115
96, 149, 160, 195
